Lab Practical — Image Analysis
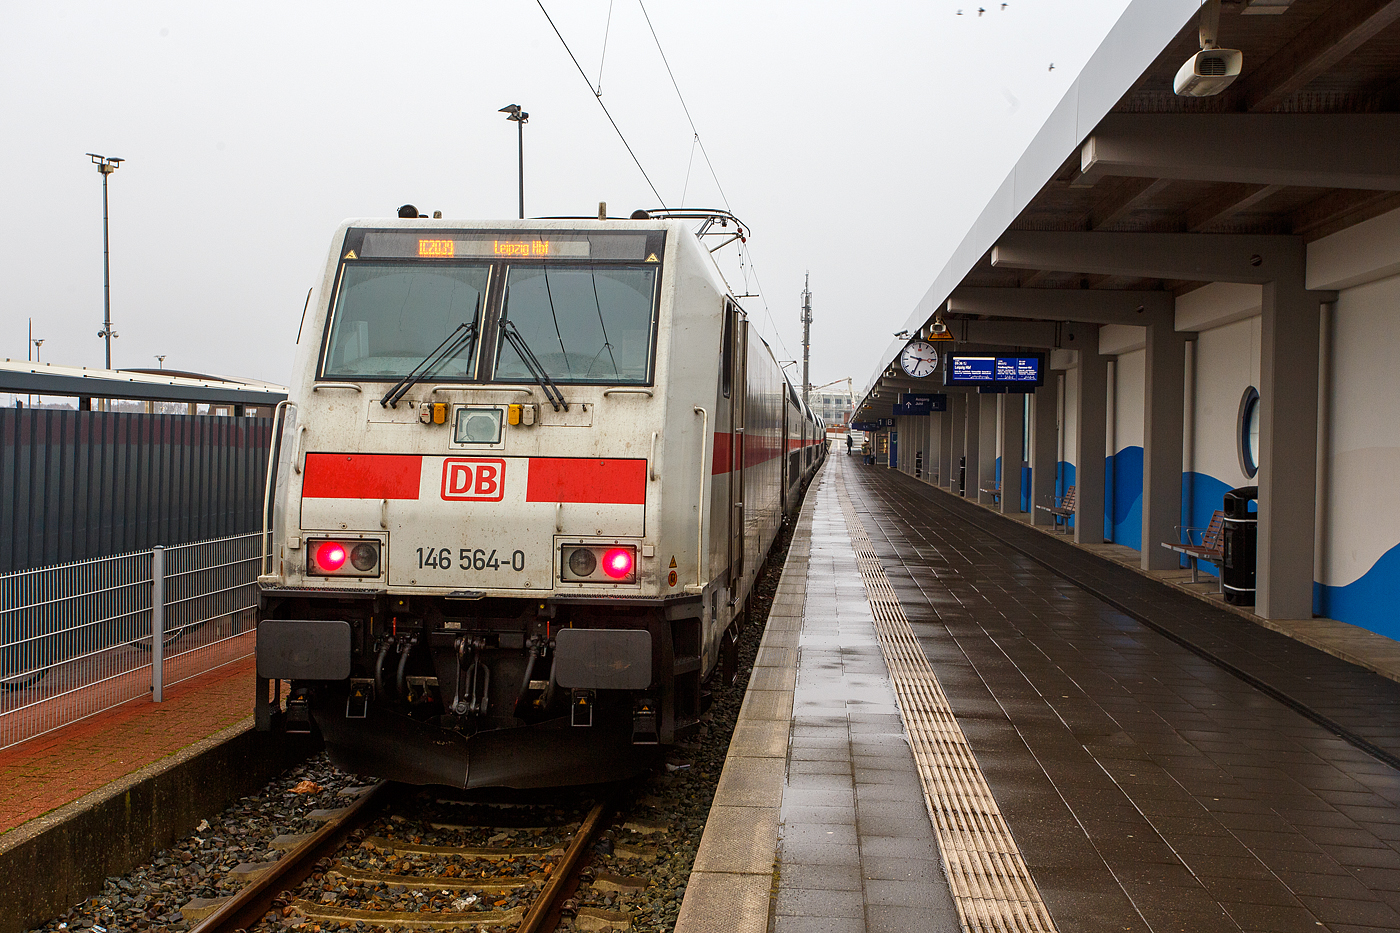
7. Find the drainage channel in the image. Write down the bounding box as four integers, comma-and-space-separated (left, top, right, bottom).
835, 469, 1058, 933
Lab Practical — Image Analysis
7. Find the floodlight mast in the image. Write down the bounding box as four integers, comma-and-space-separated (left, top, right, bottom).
499, 105, 528, 219
87, 153, 123, 370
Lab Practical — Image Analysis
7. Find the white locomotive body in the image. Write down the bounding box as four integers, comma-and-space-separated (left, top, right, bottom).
255, 215, 824, 787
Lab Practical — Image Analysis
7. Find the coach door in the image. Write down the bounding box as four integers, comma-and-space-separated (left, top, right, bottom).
726, 301, 747, 586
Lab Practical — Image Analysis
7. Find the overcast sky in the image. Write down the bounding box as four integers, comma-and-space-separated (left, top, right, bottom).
2, 0, 1138, 396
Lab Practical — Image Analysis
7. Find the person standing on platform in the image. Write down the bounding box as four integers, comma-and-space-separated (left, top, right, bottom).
846, 434, 853, 456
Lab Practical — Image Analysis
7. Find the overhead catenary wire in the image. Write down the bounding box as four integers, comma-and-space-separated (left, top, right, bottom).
633, 0, 794, 361
595, 0, 615, 95
536, 0, 795, 366
535, 0, 669, 209
636, 0, 732, 212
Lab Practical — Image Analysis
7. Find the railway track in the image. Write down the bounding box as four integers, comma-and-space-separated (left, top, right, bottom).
188, 781, 665, 933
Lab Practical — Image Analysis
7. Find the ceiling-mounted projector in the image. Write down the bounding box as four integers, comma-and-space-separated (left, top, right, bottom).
1174, 48, 1243, 96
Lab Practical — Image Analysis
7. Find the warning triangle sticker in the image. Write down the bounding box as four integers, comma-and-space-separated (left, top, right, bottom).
344, 250, 357, 259
646, 253, 659, 262
669, 556, 677, 568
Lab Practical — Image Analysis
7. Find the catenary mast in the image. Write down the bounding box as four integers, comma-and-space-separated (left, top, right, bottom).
801, 273, 812, 405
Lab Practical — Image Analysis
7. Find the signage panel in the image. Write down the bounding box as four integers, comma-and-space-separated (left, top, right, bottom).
892, 393, 949, 416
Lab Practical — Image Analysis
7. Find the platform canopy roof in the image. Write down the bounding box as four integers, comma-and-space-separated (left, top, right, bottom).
858, 0, 1400, 418
0, 359, 287, 407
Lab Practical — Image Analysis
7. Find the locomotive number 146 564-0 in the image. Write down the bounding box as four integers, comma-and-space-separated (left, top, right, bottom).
416, 546, 527, 572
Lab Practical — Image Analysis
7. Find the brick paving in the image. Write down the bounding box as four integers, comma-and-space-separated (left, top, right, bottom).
0, 656, 257, 836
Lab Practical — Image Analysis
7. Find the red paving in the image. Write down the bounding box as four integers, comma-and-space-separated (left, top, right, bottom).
0, 656, 257, 836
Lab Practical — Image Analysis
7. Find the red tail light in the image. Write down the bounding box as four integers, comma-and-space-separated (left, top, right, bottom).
315, 541, 348, 572
602, 547, 634, 579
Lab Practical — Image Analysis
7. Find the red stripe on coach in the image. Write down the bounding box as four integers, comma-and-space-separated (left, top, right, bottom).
302, 453, 423, 499
526, 458, 647, 504
712, 432, 732, 475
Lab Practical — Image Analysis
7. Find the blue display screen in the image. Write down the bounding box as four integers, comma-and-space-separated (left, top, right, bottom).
951, 356, 996, 382
945, 353, 1044, 386
996, 357, 1040, 382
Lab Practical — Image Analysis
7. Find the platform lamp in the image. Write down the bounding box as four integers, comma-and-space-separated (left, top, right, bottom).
499, 105, 528, 219
155, 355, 166, 369
86, 153, 123, 371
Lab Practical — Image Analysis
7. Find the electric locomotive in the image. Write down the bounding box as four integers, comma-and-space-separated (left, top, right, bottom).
255, 209, 824, 788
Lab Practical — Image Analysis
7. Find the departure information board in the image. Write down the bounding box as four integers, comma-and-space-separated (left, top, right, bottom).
944, 353, 1045, 387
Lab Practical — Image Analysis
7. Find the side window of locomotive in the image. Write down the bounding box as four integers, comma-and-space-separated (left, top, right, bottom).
322, 263, 489, 380
720, 302, 734, 399
493, 265, 658, 384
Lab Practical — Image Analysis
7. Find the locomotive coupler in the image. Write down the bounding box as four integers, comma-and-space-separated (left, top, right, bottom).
451, 636, 491, 716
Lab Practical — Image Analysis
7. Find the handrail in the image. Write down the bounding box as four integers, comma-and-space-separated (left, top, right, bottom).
291, 424, 307, 474
650, 432, 659, 481
312, 383, 362, 392
689, 407, 709, 590
260, 400, 293, 576
602, 387, 654, 397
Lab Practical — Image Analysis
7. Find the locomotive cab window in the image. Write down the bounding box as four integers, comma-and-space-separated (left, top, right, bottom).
494, 265, 658, 385
322, 263, 489, 380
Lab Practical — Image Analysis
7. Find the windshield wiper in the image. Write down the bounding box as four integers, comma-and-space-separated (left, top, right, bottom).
499, 320, 568, 411
380, 309, 479, 408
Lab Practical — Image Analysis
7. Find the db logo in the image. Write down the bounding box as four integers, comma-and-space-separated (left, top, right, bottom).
441, 458, 506, 502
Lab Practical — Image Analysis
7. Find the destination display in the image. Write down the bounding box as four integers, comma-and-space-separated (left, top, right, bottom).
347, 229, 659, 263
944, 352, 1045, 387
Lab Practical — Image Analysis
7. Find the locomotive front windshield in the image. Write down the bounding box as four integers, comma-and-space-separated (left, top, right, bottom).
323, 263, 489, 380
495, 265, 657, 384
320, 228, 664, 385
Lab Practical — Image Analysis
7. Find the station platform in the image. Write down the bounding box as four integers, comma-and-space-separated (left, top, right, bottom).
0, 656, 259, 837
679, 452, 1400, 933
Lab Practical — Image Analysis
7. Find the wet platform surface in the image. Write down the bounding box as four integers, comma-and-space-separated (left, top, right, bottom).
847, 458, 1400, 932
682, 452, 1400, 933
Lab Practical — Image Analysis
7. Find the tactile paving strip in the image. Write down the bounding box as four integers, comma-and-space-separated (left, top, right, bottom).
837, 471, 1057, 933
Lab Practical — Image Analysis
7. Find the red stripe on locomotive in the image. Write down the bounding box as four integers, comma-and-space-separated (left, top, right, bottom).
302, 453, 423, 499
526, 458, 647, 504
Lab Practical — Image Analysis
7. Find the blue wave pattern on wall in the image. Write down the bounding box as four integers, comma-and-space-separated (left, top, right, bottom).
1315, 541, 1400, 640
1109, 446, 1143, 550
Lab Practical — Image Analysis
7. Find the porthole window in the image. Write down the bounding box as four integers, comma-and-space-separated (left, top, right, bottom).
1237, 386, 1260, 479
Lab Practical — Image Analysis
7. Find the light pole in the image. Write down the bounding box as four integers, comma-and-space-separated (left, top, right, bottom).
86, 153, 123, 370
32, 339, 44, 362
499, 105, 528, 219
155, 355, 166, 369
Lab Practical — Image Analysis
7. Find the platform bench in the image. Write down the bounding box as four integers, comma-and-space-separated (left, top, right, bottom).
979, 481, 1001, 503
1161, 509, 1226, 588
1035, 485, 1076, 533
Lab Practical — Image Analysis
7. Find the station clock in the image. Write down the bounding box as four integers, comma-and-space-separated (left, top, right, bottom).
899, 340, 940, 378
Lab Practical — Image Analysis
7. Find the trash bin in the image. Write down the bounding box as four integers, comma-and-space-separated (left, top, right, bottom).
1221, 485, 1258, 606
958, 456, 967, 496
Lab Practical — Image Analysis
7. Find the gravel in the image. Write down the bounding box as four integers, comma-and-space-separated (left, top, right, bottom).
28, 759, 368, 932
27, 501, 802, 933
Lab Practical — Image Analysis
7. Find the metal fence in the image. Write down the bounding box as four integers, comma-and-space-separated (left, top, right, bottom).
0, 532, 260, 751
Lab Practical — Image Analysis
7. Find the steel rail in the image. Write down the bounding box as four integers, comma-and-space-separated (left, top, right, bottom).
189, 782, 391, 933
518, 797, 611, 933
